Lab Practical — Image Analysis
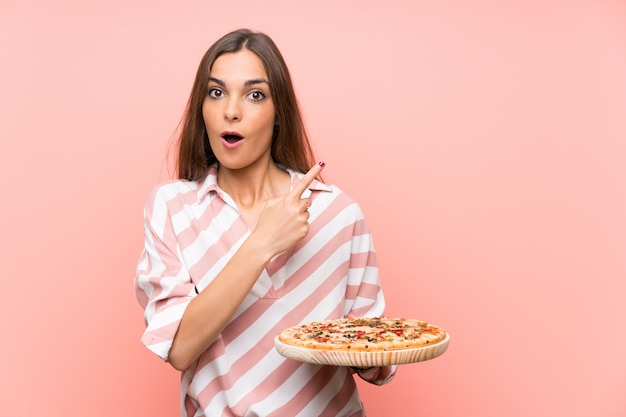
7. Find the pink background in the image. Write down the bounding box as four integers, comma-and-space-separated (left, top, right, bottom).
2, 1, 625, 416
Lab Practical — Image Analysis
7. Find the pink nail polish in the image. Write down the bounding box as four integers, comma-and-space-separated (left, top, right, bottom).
318, 161, 326, 167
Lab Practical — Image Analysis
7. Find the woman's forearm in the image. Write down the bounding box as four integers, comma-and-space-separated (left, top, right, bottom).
167, 234, 273, 371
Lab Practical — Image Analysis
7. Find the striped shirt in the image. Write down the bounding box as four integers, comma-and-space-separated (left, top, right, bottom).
135, 165, 396, 417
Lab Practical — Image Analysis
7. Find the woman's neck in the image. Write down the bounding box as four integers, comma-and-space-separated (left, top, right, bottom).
217, 161, 290, 209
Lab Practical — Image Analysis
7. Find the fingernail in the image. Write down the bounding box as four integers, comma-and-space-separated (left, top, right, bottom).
318, 161, 326, 167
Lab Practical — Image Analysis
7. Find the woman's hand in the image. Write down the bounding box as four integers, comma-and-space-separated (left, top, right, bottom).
253, 162, 325, 257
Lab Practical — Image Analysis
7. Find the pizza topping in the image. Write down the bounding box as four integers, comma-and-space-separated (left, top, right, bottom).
278, 317, 446, 352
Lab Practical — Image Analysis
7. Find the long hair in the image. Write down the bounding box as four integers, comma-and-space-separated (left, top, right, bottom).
176, 29, 316, 181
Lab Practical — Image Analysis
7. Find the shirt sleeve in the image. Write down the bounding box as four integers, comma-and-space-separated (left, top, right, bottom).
134, 187, 197, 361
343, 203, 397, 385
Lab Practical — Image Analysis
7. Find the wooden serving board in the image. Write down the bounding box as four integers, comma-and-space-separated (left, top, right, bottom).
274, 333, 450, 367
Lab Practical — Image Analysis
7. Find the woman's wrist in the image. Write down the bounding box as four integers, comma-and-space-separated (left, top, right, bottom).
243, 232, 277, 265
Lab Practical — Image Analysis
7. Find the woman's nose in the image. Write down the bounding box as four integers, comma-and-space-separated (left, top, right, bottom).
224, 97, 241, 121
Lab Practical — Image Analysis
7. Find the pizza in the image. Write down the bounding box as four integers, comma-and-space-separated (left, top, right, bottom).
278, 317, 446, 352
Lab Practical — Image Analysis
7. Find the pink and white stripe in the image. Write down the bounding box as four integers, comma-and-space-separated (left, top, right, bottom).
135, 165, 395, 416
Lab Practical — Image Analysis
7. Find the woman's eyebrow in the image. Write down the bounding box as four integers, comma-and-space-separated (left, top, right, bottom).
208, 77, 225, 86
244, 78, 269, 86
208, 77, 268, 87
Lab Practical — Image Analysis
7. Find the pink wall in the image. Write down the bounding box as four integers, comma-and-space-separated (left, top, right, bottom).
2, 1, 625, 416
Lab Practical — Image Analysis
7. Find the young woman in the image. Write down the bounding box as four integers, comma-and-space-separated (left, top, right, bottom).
135, 28, 395, 417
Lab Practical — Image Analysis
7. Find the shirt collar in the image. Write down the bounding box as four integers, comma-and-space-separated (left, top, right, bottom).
197, 165, 332, 201
196, 165, 220, 201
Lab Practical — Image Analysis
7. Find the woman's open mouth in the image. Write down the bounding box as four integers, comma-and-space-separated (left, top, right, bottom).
220, 131, 245, 149
221, 131, 244, 144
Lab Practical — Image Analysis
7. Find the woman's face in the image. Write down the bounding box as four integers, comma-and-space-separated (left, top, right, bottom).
203, 49, 276, 171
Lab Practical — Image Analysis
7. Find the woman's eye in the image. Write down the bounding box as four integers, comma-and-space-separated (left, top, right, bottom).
247, 90, 266, 101
208, 88, 224, 99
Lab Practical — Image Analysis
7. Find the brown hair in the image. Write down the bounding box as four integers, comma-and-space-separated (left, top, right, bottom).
175, 29, 316, 181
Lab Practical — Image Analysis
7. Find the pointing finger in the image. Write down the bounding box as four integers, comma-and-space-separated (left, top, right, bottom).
291, 161, 325, 197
